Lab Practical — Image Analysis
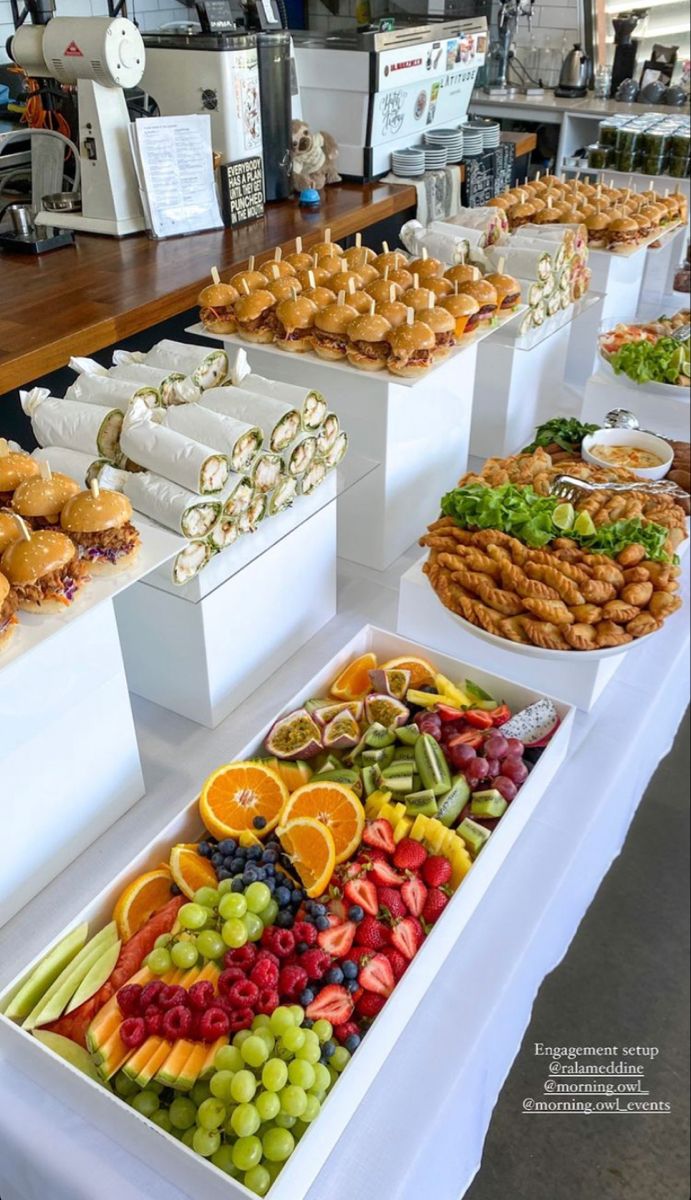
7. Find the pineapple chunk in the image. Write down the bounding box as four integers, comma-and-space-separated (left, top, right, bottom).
365, 790, 392, 819
434, 673, 471, 709
448, 840, 472, 889
423, 820, 449, 855
409, 814, 431, 843
393, 814, 413, 842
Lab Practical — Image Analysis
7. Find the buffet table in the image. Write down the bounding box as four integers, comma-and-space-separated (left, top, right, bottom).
0, 554, 687, 1200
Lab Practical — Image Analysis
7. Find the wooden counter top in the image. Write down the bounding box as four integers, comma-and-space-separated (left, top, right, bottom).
0, 182, 416, 394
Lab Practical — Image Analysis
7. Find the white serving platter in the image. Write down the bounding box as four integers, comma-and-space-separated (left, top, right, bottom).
0, 624, 574, 1200
597, 348, 690, 402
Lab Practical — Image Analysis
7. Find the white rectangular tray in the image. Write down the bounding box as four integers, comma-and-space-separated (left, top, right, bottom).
0, 624, 575, 1200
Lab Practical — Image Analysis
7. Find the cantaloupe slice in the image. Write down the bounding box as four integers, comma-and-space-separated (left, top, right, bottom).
200, 1036, 229, 1080
87, 966, 153, 1051
125, 1037, 172, 1087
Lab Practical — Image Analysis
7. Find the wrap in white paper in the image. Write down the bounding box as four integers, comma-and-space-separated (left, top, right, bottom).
21, 390, 124, 461
442, 207, 509, 238
316, 413, 340, 457
399, 219, 471, 265
221, 475, 254, 519
31, 446, 96, 485
268, 474, 298, 515
199, 388, 301, 453
240, 374, 327, 431
122, 470, 222, 539
285, 433, 318, 478
430, 220, 495, 253
64, 373, 158, 411
165, 405, 262, 473
172, 539, 214, 585
109, 363, 190, 407
143, 340, 229, 389
121, 399, 230, 494
485, 245, 553, 282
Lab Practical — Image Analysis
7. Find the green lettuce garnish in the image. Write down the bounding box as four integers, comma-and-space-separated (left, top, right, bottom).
607, 337, 690, 386
522, 417, 600, 454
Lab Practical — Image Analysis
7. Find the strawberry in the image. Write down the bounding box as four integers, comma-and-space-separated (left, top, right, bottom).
344, 877, 379, 916
422, 887, 449, 925
362, 818, 395, 855
359, 846, 387, 863
355, 915, 391, 950
358, 952, 394, 998
392, 838, 427, 871
317, 921, 356, 958
390, 916, 424, 960
368, 859, 405, 888
305, 984, 354, 1024
355, 990, 386, 1019
382, 946, 408, 981
401, 876, 428, 917
339, 860, 364, 881
333, 1020, 360, 1043
421, 856, 452, 887
377, 886, 407, 921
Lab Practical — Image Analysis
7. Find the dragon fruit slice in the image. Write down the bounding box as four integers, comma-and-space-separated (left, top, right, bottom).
265, 708, 323, 760
496, 699, 559, 747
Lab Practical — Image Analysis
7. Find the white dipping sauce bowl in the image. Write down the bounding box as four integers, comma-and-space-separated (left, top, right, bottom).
582, 428, 673, 481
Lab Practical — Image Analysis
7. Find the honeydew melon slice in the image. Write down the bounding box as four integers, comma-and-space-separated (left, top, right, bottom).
23, 923, 118, 1030
32, 1029, 105, 1086
3, 924, 89, 1021
65, 940, 122, 1014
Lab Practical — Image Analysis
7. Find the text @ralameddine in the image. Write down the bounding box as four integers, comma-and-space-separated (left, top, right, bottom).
521, 1043, 671, 1115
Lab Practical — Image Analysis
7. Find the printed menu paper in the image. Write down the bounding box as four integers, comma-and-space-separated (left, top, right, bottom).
131, 116, 223, 239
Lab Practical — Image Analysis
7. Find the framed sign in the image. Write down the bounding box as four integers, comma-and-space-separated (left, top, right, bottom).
219, 156, 265, 228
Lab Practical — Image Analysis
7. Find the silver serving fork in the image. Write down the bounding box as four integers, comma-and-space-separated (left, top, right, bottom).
550, 474, 690, 504
671, 324, 690, 343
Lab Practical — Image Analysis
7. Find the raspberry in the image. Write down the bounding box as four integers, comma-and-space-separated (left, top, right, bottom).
250, 958, 280, 990
224, 943, 257, 970
355, 991, 386, 1019
187, 980, 215, 1011
139, 981, 165, 1009
162, 1004, 193, 1040
120, 1017, 147, 1049
263, 929, 296, 959
421, 856, 452, 887
333, 1020, 360, 1043
225, 979, 260, 1010
158, 985, 188, 1011
199, 1007, 230, 1042
218, 967, 246, 995
278, 964, 308, 1000
300, 948, 332, 981
143, 1006, 163, 1036
116, 985, 143, 1017
228, 1007, 255, 1034
292, 921, 318, 947
255, 948, 280, 967
257, 988, 280, 1015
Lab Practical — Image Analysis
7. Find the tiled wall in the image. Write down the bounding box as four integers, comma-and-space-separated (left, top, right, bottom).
0, 0, 184, 63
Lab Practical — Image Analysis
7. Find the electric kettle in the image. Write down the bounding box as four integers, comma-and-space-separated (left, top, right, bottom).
555, 43, 592, 97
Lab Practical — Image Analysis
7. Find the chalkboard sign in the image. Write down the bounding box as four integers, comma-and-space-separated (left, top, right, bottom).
493, 142, 515, 196
219, 156, 265, 228
462, 149, 495, 208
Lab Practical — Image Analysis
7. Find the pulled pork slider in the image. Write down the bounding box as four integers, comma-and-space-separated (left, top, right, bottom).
375, 299, 410, 327
347, 288, 378, 315
274, 296, 318, 352
373, 249, 408, 274
230, 268, 270, 292
0, 511, 22, 555
354, 263, 380, 286
312, 301, 359, 361
343, 245, 377, 271
296, 265, 332, 289
532, 205, 561, 225
444, 263, 481, 287
0, 570, 18, 651
365, 277, 403, 304
508, 201, 537, 228
441, 292, 481, 338
12, 472, 81, 530
1, 529, 88, 611
301, 285, 336, 309
316, 256, 346, 280
408, 255, 443, 280
0, 452, 39, 505
421, 306, 456, 360
387, 267, 414, 290
427, 276, 454, 300
607, 216, 640, 248
401, 285, 436, 314
198, 283, 239, 334
234, 290, 278, 343
284, 250, 314, 273
61, 488, 141, 573
458, 279, 498, 323
311, 238, 344, 259
260, 259, 297, 281
484, 273, 521, 311
266, 277, 302, 303
387, 320, 436, 378
329, 269, 363, 293
345, 313, 392, 371
585, 213, 611, 248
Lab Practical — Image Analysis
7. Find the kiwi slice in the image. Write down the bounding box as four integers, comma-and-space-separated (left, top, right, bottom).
436, 775, 471, 828
396, 725, 421, 746
362, 747, 395, 770
381, 775, 414, 794
365, 723, 397, 749
405, 789, 439, 817
316, 769, 363, 796
458, 817, 491, 858
362, 765, 383, 796
470, 789, 507, 819
381, 760, 416, 779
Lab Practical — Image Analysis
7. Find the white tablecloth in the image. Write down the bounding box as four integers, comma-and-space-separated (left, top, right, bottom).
0, 594, 688, 1200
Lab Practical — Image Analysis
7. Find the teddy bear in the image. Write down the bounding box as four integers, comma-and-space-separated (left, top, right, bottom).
291, 119, 341, 192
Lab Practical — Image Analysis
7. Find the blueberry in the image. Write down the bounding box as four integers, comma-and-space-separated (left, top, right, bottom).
321, 1041, 336, 1059
296, 941, 308, 954
244, 867, 259, 884
302, 1018, 314, 1029
300, 989, 315, 1006
344, 1034, 361, 1052
276, 887, 291, 908
342, 961, 358, 980
265, 878, 276, 893
346, 979, 359, 993
197, 842, 211, 858
211, 852, 224, 868
315, 916, 329, 931
231, 878, 245, 893
254, 867, 266, 881
276, 911, 293, 929
253, 815, 267, 830
264, 864, 275, 876
218, 868, 231, 880
348, 905, 364, 923
248, 846, 262, 860
218, 838, 237, 854
170, 883, 181, 896
324, 967, 344, 985
291, 889, 303, 904
230, 857, 245, 873
262, 848, 279, 863
312, 903, 327, 916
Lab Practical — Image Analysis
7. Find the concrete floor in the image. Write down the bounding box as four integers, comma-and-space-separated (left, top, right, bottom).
466, 712, 690, 1200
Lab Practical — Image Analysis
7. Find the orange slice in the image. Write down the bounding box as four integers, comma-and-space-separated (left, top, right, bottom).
280, 781, 364, 865
113, 866, 175, 941
169, 844, 218, 900
278, 818, 336, 897
381, 654, 437, 689
199, 761, 288, 840
330, 652, 378, 700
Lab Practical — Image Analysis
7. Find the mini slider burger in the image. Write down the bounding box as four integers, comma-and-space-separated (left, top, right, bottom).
401, 283, 436, 314
12, 471, 81, 530
315, 255, 346, 280
0, 511, 22, 555
198, 282, 239, 334
284, 239, 314, 273
0, 450, 39, 505
426, 276, 454, 300
387, 267, 414, 290
387, 317, 436, 378
346, 287, 378, 315
441, 291, 481, 338
365, 277, 403, 304
373, 249, 408, 274
607, 216, 640, 249
408, 254, 443, 280
484, 272, 521, 312
234, 289, 278, 343
458, 279, 498, 324
345, 312, 392, 371
1, 526, 88, 611
301, 285, 337, 309
343, 244, 377, 271
260, 259, 297, 281
375, 298, 409, 327
312, 299, 358, 361
266, 277, 302, 303
230, 266, 270, 292
0, 569, 17, 651
61, 486, 141, 573
329, 269, 364, 293
444, 264, 481, 287
421, 305, 456, 361
274, 296, 318, 352
296, 265, 332, 289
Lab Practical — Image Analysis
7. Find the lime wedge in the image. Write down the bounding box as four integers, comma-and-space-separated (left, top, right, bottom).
552, 502, 575, 531
574, 511, 597, 538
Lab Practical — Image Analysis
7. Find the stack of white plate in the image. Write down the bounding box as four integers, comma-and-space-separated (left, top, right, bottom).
423, 144, 448, 170
461, 124, 484, 157
391, 148, 425, 177
471, 117, 501, 149
424, 128, 464, 163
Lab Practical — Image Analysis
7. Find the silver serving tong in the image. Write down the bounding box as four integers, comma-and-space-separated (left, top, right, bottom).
550, 474, 689, 504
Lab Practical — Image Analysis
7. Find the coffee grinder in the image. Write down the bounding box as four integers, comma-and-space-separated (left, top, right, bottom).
610, 12, 641, 97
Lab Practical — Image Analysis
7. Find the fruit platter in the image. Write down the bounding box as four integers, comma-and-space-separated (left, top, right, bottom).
0, 628, 573, 1200
419, 448, 686, 656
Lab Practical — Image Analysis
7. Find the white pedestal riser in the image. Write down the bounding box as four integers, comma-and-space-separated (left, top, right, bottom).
471, 325, 570, 458
581, 371, 690, 441
564, 250, 647, 394
114, 501, 338, 727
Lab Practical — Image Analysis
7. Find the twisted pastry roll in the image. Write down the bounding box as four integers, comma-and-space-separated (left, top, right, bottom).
522, 597, 575, 625
595, 621, 633, 648
499, 616, 530, 643
620, 581, 653, 607
473, 578, 525, 616
499, 562, 560, 602
563, 623, 599, 650
570, 603, 602, 625
591, 563, 625, 588
581, 578, 617, 604
601, 600, 640, 624
626, 612, 661, 638
520, 618, 570, 651
524, 563, 585, 606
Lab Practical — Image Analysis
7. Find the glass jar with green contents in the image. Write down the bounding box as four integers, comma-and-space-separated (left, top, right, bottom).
616, 124, 638, 156
587, 144, 608, 169
637, 153, 665, 176
598, 119, 620, 149
638, 128, 668, 157
666, 156, 690, 179
667, 130, 690, 160
605, 147, 619, 168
